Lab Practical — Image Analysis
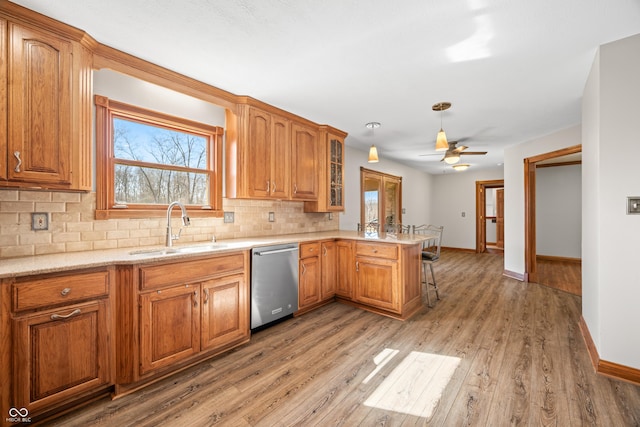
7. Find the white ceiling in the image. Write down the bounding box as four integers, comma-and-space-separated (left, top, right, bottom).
11, 0, 640, 174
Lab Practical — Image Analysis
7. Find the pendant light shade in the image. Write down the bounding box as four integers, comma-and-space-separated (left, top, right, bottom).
368, 145, 379, 163
365, 122, 381, 163
433, 102, 451, 151
435, 129, 449, 151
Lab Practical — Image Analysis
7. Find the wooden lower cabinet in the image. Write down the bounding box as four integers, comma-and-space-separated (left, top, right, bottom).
355, 256, 399, 312
117, 251, 250, 390
299, 242, 321, 309
139, 284, 200, 375
337, 241, 422, 320
201, 274, 248, 351
5, 267, 114, 419
336, 240, 354, 299
320, 240, 337, 299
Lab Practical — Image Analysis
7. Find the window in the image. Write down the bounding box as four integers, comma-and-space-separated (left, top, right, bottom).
95, 95, 223, 219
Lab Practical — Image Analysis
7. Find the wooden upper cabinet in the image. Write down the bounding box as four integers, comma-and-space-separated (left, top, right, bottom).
305, 126, 348, 212
270, 113, 291, 199
226, 105, 292, 200
247, 107, 272, 198
2, 20, 92, 190
291, 121, 318, 200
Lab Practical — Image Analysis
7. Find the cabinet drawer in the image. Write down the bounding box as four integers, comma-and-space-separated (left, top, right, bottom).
300, 242, 321, 259
13, 270, 110, 312
355, 242, 398, 260
140, 253, 245, 290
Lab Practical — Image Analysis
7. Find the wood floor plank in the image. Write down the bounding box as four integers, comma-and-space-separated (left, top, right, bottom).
47, 250, 640, 427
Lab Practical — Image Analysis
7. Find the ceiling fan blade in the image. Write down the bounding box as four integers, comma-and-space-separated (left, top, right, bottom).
460, 151, 487, 155
452, 145, 468, 153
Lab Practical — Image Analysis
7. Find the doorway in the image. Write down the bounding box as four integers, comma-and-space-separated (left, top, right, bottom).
475, 179, 504, 253
524, 145, 581, 284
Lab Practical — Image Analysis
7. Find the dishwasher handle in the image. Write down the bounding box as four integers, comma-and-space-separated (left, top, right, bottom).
254, 247, 299, 256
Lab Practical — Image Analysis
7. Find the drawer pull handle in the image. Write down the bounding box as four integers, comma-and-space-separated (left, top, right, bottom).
51, 309, 81, 320
204, 289, 209, 304
61, 287, 71, 296
194, 290, 198, 308
14, 151, 22, 173
266, 180, 270, 192
356, 261, 359, 272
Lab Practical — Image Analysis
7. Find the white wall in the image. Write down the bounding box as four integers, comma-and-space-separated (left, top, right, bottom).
536, 164, 582, 258
340, 145, 433, 231
503, 125, 581, 275
431, 167, 504, 249
583, 33, 640, 369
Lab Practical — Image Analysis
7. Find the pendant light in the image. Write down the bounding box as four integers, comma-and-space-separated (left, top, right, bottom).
432, 102, 451, 151
366, 122, 380, 163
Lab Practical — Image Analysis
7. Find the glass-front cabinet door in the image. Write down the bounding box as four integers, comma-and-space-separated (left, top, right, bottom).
329, 137, 344, 209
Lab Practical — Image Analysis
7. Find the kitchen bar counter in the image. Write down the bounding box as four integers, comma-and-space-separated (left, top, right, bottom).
0, 230, 428, 279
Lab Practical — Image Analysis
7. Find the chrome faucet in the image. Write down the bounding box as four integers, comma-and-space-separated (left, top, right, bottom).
166, 201, 190, 247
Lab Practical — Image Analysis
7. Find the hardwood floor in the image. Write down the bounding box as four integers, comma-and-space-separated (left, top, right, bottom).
536, 257, 582, 296
47, 250, 639, 426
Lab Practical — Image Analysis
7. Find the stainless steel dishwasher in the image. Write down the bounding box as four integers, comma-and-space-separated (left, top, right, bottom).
251, 243, 299, 330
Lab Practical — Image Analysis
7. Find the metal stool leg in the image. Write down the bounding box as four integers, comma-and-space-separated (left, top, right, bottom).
422, 261, 433, 307
428, 263, 440, 301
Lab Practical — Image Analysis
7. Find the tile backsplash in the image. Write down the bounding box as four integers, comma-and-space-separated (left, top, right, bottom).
0, 190, 338, 259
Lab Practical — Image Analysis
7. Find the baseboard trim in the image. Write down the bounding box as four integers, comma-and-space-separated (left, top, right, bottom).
537, 255, 581, 264
503, 269, 525, 281
579, 316, 640, 385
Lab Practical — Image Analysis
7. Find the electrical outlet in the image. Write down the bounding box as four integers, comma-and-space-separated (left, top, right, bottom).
32, 212, 49, 230
223, 212, 234, 223
268, 212, 275, 222
628, 197, 640, 214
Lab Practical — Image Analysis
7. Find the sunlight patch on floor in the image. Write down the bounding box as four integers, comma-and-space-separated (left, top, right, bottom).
364, 351, 461, 418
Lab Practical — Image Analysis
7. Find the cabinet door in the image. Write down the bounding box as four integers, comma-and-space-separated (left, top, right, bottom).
139, 284, 200, 375
336, 240, 354, 299
321, 241, 337, 300
247, 107, 272, 198
270, 114, 291, 199
201, 274, 249, 351
291, 122, 318, 200
8, 23, 72, 185
328, 135, 345, 210
299, 256, 321, 308
13, 299, 111, 413
355, 257, 399, 312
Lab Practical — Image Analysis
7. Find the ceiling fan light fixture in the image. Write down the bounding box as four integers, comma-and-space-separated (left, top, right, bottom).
368, 145, 379, 163
444, 151, 460, 164
452, 163, 470, 171
432, 102, 451, 152
365, 122, 381, 163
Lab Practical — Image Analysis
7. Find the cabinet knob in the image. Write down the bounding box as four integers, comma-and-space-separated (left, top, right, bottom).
13, 151, 22, 173
60, 287, 71, 296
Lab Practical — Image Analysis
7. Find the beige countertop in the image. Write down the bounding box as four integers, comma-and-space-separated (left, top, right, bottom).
0, 230, 428, 279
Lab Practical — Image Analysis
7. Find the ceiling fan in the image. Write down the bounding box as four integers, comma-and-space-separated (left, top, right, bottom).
420, 140, 487, 164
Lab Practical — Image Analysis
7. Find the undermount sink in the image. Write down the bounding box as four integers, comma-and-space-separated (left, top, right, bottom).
128, 243, 227, 256
172, 243, 228, 253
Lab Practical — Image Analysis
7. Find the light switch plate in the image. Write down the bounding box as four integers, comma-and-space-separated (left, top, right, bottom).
223, 212, 234, 223
628, 197, 640, 214
32, 212, 49, 230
